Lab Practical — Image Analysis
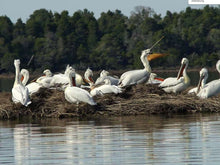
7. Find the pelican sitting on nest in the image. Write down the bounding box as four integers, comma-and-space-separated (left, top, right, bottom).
159, 58, 190, 93
50, 65, 83, 89
90, 79, 122, 97
147, 73, 164, 84
95, 70, 119, 86
64, 69, 96, 105
118, 49, 166, 87
35, 69, 53, 88
83, 68, 122, 96
11, 59, 31, 106
194, 68, 220, 99
188, 60, 220, 95
20, 69, 42, 95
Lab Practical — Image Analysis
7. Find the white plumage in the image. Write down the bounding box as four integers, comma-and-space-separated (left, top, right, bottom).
159, 58, 190, 93
64, 69, 96, 105
195, 67, 220, 99
36, 69, 53, 88
118, 49, 152, 87
11, 60, 31, 106
90, 79, 122, 97
50, 65, 83, 89
20, 69, 42, 95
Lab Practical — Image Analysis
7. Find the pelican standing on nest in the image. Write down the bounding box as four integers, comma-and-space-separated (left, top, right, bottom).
196, 68, 220, 98
64, 69, 96, 105
159, 58, 190, 93
118, 49, 166, 87
11, 59, 31, 106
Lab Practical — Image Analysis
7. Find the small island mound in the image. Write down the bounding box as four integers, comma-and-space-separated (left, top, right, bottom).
0, 84, 220, 119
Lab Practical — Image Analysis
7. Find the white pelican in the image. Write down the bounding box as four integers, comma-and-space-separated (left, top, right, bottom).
100, 70, 109, 77
11, 59, 31, 106
188, 60, 220, 95
90, 79, 122, 97
118, 49, 166, 87
36, 69, 53, 88
84, 68, 95, 86
68, 65, 84, 87
159, 58, 190, 93
20, 69, 42, 95
195, 68, 220, 98
95, 70, 119, 86
50, 65, 83, 88
147, 73, 164, 84
64, 69, 96, 105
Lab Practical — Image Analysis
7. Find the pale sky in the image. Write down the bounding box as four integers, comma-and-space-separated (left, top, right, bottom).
0, 0, 210, 22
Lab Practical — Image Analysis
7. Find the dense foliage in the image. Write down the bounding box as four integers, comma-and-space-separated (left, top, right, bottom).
0, 6, 219, 73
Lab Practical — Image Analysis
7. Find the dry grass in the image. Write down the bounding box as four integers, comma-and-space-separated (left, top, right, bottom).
0, 84, 220, 119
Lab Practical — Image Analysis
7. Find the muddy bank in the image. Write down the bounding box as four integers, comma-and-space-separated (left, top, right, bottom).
0, 84, 220, 119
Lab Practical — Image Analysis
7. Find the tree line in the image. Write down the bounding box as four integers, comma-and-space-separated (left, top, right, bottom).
0, 5, 219, 73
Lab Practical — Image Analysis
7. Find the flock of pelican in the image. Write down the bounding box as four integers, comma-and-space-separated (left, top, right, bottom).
11, 48, 220, 107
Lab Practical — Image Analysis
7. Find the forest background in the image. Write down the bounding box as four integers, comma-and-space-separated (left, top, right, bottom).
0, 5, 219, 73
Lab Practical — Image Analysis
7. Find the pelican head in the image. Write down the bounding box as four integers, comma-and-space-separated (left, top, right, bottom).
20, 69, 30, 86
43, 69, 52, 77
84, 68, 94, 85
150, 73, 157, 79
14, 59, 20, 67
100, 70, 109, 77
177, 58, 189, 80
67, 68, 76, 87
196, 67, 208, 93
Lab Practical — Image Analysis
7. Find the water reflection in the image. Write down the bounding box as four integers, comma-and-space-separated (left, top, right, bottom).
1, 114, 220, 164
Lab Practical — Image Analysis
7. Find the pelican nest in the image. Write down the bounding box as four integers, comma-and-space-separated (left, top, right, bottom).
0, 84, 220, 119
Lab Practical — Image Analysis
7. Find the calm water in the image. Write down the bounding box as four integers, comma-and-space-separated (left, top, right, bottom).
1, 71, 220, 164
1, 114, 220, 164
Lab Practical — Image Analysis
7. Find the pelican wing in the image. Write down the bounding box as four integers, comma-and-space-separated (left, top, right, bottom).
91, 85, 122, 96
119, 69, 150, 87
26, 82, 42, 95
159, 77, 183, 88
188, 87, 197, 94
197, 80, 220, 98
12, 85, 31, 106
50, 74, 69, 87
65, 86, 96, 105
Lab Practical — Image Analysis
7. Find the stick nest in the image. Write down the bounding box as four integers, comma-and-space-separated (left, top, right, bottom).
1, 84, 220, 119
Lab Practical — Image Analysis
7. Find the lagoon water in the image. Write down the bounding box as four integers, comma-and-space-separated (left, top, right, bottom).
1, 114, 220, 164
1, 71, 220, 164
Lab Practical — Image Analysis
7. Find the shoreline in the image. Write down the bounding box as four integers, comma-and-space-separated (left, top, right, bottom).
0, 67, 218, 79
1, 84, 220, 120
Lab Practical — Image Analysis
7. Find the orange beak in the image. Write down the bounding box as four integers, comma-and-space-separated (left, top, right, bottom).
21, 75, 24, 82
147, 53, 168, 61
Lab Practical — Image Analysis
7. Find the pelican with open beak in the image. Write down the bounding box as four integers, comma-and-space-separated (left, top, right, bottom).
118, 49, 167, 87
159, 58, 190, 93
